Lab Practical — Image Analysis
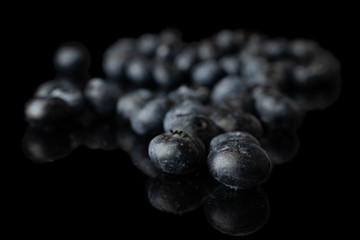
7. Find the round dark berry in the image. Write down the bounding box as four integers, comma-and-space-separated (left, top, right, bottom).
136, 33, 159, 57
148, 130, 206, 175
125, 56, 152, 86
116, 88, 154, 120
191, 60, 223, 87
197, 40, 220, 60
210, 75, 248, 104
25, 97, 71, 128
253, 86, 303, 129
54, 42, 90, 74
84, 78, 121, 116
210, 109, 263, 138
208, 140, 272, 189
218, 55, 242, 76
168, 84, 210, 104
164, 114, 223, 147
214, 29, 238, 54
163, 100, 207, 133
152, 61, 181, 90
209, 131, 260, 152
130, 97, 173, 136
174, 47, 198, 73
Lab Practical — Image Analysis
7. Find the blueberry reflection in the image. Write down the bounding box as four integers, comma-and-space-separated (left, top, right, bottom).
260, 128, 300, 165
83, 121, 119, 150
204, 183, 270, 237
22, 127, 74, 163
146, 173, 207, 215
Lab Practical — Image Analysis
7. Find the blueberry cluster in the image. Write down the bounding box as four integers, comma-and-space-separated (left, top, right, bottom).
24, 29, 340, 190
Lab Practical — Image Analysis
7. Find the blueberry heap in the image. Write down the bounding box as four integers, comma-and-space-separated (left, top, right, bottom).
24, 29, 340, 190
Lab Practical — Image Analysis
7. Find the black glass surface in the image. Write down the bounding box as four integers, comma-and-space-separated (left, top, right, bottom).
13, 11, 350, 238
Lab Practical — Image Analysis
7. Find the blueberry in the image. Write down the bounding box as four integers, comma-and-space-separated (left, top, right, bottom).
25, 97, 71, 128
159, 28, 183, 45
148, 130, 206, 175
210, 108, 263, 138
164, 114, 223, 147
130, 97, 173, 136
218, 55, 242, 76
197, 40, 220, 60
156, 29, 183, 61
205, 184, 269, 236
217, 93, 255, 114
240, 54, 269, 87
116, 88, 154, 121
253, 86, 304, 129
146, 174, 205, 214
125, 56, 152, 86
291, 50, 340, 88
152, 61, 181, 90
209, 131, 260, 152
54, 42, 90, 75
168, 84, 210, 104
214, 30, 238, 54
191, 60, 223, 86
174, 47, 198, 73
289, 39, 319, 63
103, 51, 132, 84
208, 140, 272, 189
35, 80, 84, 113
263, 38, 290, 60
84, 78, 121, 116
22, 127, 73, 163
163, 100, 207, 132
260, 128, 300, 165
84, 122, 119, 150
210, 75, 248, 104
136, 33, 159, 57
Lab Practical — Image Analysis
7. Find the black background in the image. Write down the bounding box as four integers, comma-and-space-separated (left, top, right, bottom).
11, 6, 353, 238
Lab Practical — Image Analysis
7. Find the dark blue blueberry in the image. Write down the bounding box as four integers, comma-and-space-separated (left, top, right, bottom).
156, 29, 183, 61
253, 86, 304, 129
218, 55, 242, 76
54, 42, 90, 75
25, 97, 71, 128
174, 47, 198, 73
210, 109, 263, 138
209, 131, 260, 152
263, 38, 290, 60
289, 39, 319, 63
214, 30, 238, 54
291, 51, 340, 88
125, 56, 153, 86
240, 53, 269, 87
217, 93, 255, 114
116, 88, 154, 121
136, 33, 159, 57
84, 78, 121, 116
146, 173, 205, 214
260, 128, 299, 165
197, 40, 221, 60
130, 97, 173, 136
164, 114, 223, 147
168, 84, 210, 104
205, 184, 269, 236
163, 100, 207, 132
242, 33, 267, 56
208, 140, 272, 189
210, 75, 248, 104
103, 38, 136, 83
152, 61, 181, 90
35, 80, 84, 114
22, 127, 73, 163
148, 130, 206, 175
191, 60, 223, 87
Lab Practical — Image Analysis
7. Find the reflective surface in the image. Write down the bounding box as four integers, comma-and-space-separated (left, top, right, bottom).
15, 17, 349, 238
